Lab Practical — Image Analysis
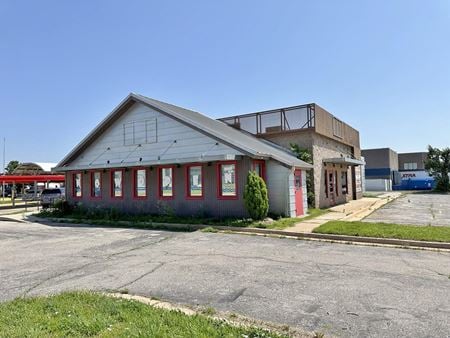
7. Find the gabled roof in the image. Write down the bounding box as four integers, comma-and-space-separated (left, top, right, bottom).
56, 93, 312, 170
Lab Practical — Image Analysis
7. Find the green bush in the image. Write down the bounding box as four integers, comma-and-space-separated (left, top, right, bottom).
243, 171, 269, 220
53, 200, 73, 215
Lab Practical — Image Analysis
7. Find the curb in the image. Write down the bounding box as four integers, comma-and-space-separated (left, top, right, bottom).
0, 203, 39, 210
212, 227, 450, 250
29, 215, 450, 251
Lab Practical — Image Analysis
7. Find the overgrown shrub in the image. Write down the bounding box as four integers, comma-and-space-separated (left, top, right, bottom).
53, 200, 73, 215
243, 171, 269, 220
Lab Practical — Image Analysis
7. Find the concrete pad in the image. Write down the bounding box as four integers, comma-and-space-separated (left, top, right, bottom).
364, 193, 450, 226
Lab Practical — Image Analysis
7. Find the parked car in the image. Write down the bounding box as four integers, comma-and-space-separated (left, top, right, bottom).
40, 188, 65, 209
23, 189, 41, 201
1, 186, 12, 197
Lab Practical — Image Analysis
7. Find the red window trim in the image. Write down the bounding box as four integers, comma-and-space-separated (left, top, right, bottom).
216, 161, 238, 200
90, 171, 102, 199
72, 172, 83, 199
110, 169, 125, 199
133, 167, 148, 200
252, 160, 266, 182
158, 165, 175, 200
185, 163, 204, 200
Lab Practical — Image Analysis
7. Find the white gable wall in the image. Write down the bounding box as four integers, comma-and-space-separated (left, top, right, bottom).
70, 102, 243, 167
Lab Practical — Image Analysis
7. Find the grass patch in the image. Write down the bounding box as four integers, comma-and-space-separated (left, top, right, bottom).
313, 221, 450, 242
36, 206, 328, 232
0, 291, 286, 338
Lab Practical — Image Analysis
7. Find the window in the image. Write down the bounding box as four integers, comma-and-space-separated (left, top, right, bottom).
134, 168, 147, 198
218, 162, 237, 199
186, 165, 203, 199
324, 170, 329, 198
252, 160, 266, 181
335, 170, 339, 196
111, 170, 123, 198
123, 119, 157, 146
73, 173, 82, 198
341, 171, 348, 195
91, 172, 102, 198
159, 166, 174, 198
404, 162, 418, 170
333, 118, 343, 138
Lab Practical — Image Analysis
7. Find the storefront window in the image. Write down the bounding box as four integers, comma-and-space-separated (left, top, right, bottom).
341, 171, 348, 194
219, 162, 237, 197
135, 169, 147, 198
187, 165, 203, 198
74, 173, 82, 197
91, 172, 102, 198
160, 167, 173, 198
252, 160, 265, 181
112, 170, 123, 198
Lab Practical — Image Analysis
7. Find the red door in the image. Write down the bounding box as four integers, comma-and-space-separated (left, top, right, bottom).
294, 169, 304, 216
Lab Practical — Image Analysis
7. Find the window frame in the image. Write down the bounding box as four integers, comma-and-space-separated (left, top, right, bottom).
217, 161, 238, 200
90, 171, 102, 199
185, 163, 204, 200
133, 167, 148, 200
158, 165, 175, 200
252, 160, 266, 182
72, 172, 82, 199
110, 169, 124, 199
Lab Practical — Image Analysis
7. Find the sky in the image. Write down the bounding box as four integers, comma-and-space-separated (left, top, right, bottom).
1, 0, 449, 166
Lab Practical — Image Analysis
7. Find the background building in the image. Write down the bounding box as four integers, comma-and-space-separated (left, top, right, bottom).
362, 149, 434, 191
220, 103, 364, 208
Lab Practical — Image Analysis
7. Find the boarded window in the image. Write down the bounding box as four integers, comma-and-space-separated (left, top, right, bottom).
124, 118, 157, 146
333, 118, 343, 138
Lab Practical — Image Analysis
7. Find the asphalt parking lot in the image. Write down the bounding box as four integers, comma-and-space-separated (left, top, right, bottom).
365, 192, 450, 226
1, 219, 449, 337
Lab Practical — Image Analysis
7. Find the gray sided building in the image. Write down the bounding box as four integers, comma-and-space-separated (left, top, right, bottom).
54, 94, 312, 219
219, 104, 364, 208
362, 148, 433, 190
361, 148, 399, 180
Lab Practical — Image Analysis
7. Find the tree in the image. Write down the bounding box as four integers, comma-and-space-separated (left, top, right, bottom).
290, 143, 315, 207
4, 160, 19, 174
424, 146, 450, 192
243, 171, 269, 220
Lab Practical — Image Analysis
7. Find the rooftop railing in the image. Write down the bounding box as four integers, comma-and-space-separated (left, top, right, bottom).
219, 104, 315, 135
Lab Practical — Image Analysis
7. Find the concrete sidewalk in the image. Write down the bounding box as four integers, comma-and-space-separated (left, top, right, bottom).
286, 192, 402, 233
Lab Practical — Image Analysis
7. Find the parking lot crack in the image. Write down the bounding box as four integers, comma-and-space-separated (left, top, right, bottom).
108, 236, 171, 258
117, 262, 166, 289
22, 261, 96, 296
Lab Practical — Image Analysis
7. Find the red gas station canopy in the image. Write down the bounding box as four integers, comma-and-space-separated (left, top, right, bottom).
0, 175, 65, 184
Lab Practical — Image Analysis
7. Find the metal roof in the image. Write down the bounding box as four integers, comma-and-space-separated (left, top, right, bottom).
56, 93, 313, 170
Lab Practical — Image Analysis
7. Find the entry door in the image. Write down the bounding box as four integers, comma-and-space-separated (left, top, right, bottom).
294, 169, 304, 216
